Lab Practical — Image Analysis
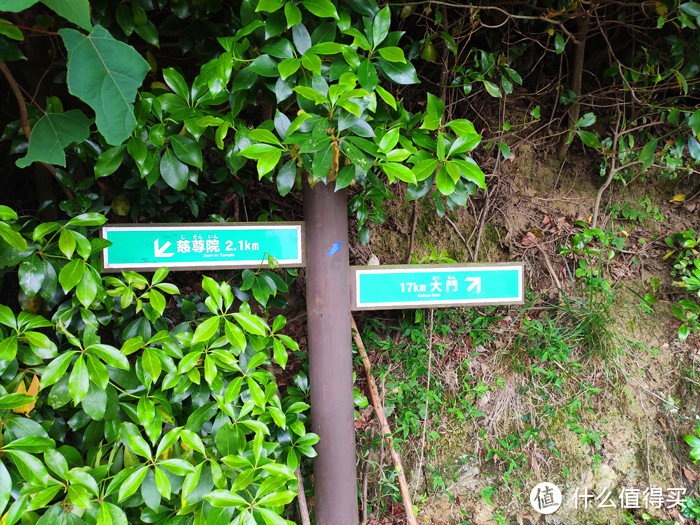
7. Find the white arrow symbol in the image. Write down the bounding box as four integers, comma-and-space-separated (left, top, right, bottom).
465, 277, 481, 294
154, 239, 174, 258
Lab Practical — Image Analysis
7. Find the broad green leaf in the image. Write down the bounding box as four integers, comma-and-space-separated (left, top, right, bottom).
18, 254, 44, 296
376, 58, 418, 84
5, 449, 48, 484
689, 136, 700, 161
58, 229, 76, 259
40, 351, 76, 389
373, 6, 391, 47
435, 165, 455, 194
687, 109, 700, 136
170, 135, 203, 169
0, 462, 11, 514
126, 431, 152, 459
233, 312, 269, 335
149, 289, 166, 314
285, 2, 302, 27
577, 130, 601, 149
301, 52, 322, 75
0, 336, 18, 362
293, 86, 329, 105
422, 93, 444, 131
154, 427, 181, 459
256, 0, 285, 12
0, 304, 16, 328
272, 338, 288, 368
555, 32, 565, 54
160, 147, 189, 191
0, 19, 23, 41
179, 430, 205, 455
154, 467, 171, 498
95, 145, 126, 178
1, 0, 38, 11
377, 46, 405, 63
640, 138, 658, 172
276, 159, 297, 196
158, 458, 196, 476
232, 468, 255, 490
193, 316, 220, 343
16, 110, 91, 168
0, 205, 18, 220
278, 57, 300, 79
239, 143, 282, 159
69, 355, 89, 404
60, 26, 150, 145
59, 259, 84, 292
44, 449, 68, 478
42, 0, 92, 31
0, 222, 26, 251
76, 265, 98, 307
257, 490, 297, 507
378, 128, 400, 153
0, 392, 35, 410
82, 382, 107, 420
224, 320, 246, 351
118, 466, 149, 501
65, 212, 107, 226
259, 507, 293, 525
453, 158, 486, 189
301, 0, 337, 18
575, 112, 596, 128
381, 162, 416, 184
162, 67, 189, 101
496, 142, 514, 161
98, 502, 128, 525
185, 401, 217, 432
482, 80, 501, 98
292, 23, 312, 54
248, 54, 279, 77
206, 490, 248, 508
140, 347, 161, 381
358, 59, 379, 91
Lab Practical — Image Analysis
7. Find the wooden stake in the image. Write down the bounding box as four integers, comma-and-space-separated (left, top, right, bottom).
351, 315, 418, 525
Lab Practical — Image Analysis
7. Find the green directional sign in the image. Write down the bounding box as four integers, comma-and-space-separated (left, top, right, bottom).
350, 263, 524, 310
101, 223, 304, 271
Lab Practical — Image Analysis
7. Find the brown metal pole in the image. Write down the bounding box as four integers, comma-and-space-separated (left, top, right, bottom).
303, 179, 358, 524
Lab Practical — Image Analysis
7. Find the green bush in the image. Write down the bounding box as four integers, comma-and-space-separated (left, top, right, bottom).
0, 206, 316, 525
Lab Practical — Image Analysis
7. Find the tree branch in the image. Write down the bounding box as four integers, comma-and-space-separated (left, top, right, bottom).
0, 59, 73, 201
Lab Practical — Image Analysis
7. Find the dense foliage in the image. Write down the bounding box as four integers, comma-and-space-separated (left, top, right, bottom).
1, 0, 699, 524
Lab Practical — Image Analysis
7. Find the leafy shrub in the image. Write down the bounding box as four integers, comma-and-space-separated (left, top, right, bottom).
0, 206, 315, 525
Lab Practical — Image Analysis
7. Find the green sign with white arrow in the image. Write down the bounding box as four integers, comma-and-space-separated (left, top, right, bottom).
350, 263, 524, 310
101, 223, 304, 272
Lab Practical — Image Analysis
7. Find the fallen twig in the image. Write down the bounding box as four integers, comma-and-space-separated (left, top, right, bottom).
445, 215, 474, 260
535, 244, 563, 294
295, 467, 311, 525
473, 176, 498, 262
351, 315, 418, 525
